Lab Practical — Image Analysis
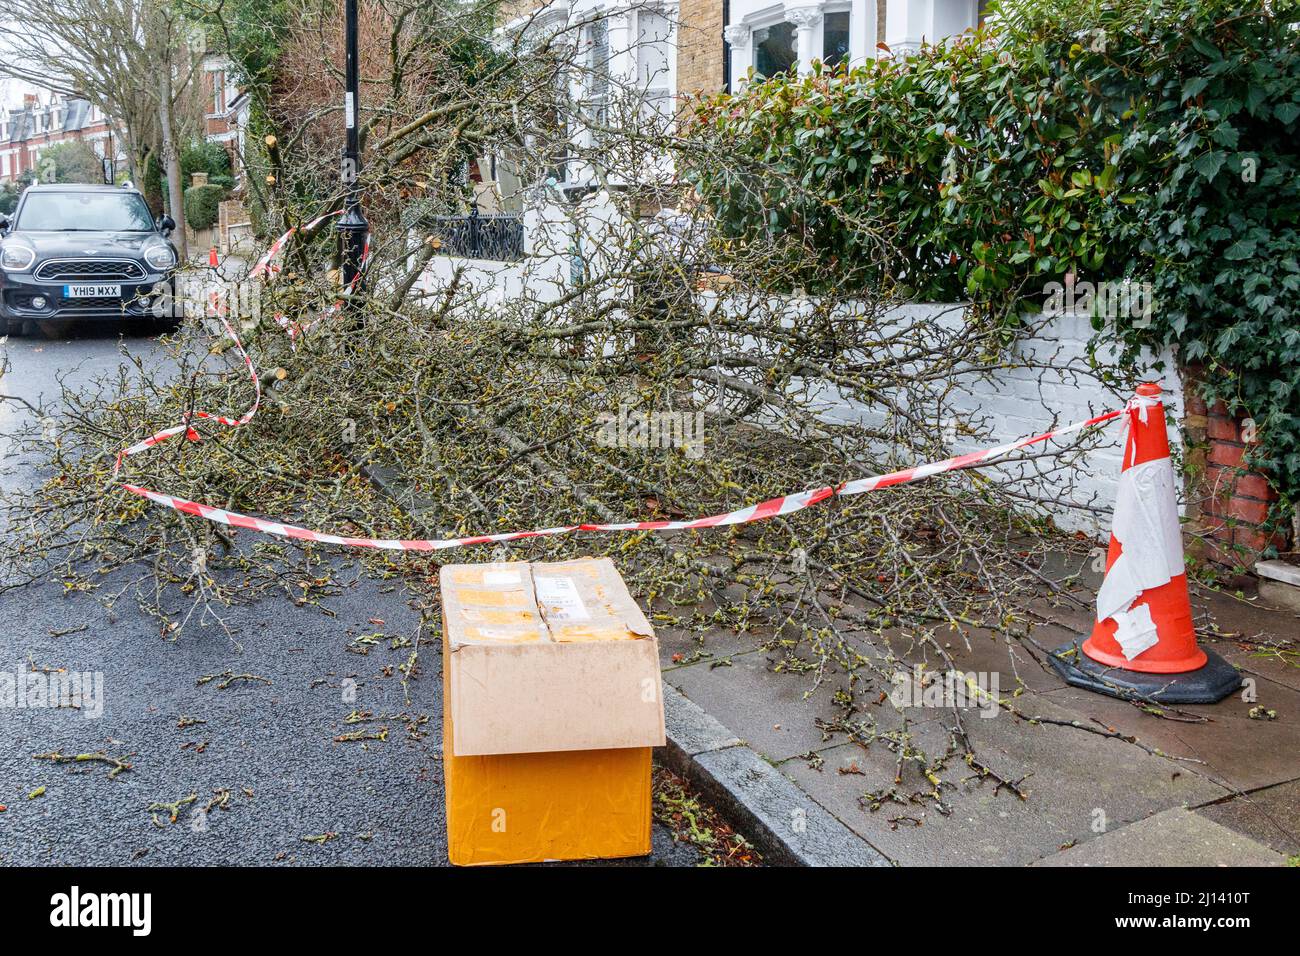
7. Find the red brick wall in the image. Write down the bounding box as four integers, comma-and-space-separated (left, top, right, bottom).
1184, 383, 1286, 571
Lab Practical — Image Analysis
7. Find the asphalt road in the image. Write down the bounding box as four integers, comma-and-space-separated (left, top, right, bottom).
0, 323, 700, 866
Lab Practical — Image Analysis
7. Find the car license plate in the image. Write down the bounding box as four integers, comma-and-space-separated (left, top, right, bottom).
63, 283, 121, 298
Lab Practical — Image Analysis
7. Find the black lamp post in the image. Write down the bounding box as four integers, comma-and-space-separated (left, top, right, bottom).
336, 0, 368, 300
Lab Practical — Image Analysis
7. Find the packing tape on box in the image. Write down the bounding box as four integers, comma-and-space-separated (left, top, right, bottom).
109, 208, 1131, 551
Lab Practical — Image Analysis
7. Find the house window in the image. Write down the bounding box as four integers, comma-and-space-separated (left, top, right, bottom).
754, 22, 797, 77
586, 19, 610, 126
212, 70, 225, 114
823, 11, 851, 66
637, 9, 674, 122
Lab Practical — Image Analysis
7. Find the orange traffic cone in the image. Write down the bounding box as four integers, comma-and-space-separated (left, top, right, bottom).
209, 247, 219, 269
1051, 383, 1241, 703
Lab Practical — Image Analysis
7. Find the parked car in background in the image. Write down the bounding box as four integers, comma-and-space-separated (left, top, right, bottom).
0, 183, 178, 336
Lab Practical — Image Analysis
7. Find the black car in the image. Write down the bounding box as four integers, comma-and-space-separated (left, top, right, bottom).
0, 183, 179, 336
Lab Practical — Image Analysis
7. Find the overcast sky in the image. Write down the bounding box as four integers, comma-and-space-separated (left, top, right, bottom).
0, 27, 51, 110
0, 76, 39, 109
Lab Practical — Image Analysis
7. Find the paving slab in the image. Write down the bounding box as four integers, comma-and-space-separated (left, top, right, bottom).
893, 624, 1068, 695
1038, 680, 1221, 750
1140, 693, 1293, 796
1259, 579, 1300, 614
1204, 631, 1300, 696
1256, 559, 1300, 588
1044, 675, 1300, 790
780, 691, 1228, 866
656, 623, 768, 671
662, 646, 862, 761
1031, 808, 1287, 866
1194, 779, 1300, 857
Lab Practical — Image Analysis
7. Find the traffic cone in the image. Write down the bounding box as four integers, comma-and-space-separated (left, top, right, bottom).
1050, 383, 1241, 703
209, 247, 219, 269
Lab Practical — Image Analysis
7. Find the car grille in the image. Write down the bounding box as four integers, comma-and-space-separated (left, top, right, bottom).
60, 296, 127, 311
34, 258, 146, 281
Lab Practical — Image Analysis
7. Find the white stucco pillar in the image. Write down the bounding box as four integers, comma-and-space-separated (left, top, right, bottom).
605, 8, 637, 88
784, 3, 824, 74
723, 23, 753, 90
857, 0, 879, 63
885, 0, 933, 56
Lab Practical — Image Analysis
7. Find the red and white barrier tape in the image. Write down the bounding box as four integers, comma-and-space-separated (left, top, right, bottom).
111, 212, 1131, 552
116, 406, 1125, 551
249, 211, 341, 279
113, 312, 261, 470
114, 208, 357, 469
252, 211, 369, 343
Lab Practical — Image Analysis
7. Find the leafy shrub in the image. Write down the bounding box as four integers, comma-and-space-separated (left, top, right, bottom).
688, 0, 1300, 515
141, 153, 165, 216
0, 182, 20, 216
183, 183, 226, 231
181, 141, 233, 182
693, 19, 1129, 300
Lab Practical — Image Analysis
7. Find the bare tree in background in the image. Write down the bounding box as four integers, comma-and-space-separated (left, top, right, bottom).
0, 0, 201, 256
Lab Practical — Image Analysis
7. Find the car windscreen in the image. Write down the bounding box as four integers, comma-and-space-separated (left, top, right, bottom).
16, 191, 155, 232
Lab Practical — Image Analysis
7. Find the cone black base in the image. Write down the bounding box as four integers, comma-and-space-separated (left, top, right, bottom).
1049, 641, 1242, 704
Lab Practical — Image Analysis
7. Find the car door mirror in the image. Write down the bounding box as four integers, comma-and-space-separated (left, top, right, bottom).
157, 214, 175, 236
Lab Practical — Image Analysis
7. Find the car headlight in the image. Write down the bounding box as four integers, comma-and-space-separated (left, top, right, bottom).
143, 243, 176, 270
1, 244, 36, 271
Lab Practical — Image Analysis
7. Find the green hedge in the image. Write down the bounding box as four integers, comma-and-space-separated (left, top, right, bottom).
688, 0, 1300, 521
183, 183, 227, 231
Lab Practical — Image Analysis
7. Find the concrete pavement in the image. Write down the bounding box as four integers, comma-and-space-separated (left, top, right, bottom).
657, 552, 1300, 866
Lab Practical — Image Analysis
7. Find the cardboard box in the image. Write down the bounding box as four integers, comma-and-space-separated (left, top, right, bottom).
441, 558, 665, 865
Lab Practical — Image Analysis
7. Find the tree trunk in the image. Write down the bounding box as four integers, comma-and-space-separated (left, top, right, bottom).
157, 67, 187, 260
120, 124, 141, 186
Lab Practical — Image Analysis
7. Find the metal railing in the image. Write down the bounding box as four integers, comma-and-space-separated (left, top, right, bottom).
424, 206, 524, 262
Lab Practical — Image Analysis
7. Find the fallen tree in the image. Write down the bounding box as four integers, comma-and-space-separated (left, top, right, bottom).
0, 0, 1185, 809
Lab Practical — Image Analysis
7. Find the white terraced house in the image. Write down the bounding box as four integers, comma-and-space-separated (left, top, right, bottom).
408, 0, 1176, 538
420, 1, 992, 297
474, 0, 989, 205
497, 0, 989, 104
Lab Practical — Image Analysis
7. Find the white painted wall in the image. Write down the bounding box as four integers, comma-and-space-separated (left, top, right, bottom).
794, 302, 1184, 534
410, 193, 616, 307
883, 0, 981, 54
414, 255, 564, 307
